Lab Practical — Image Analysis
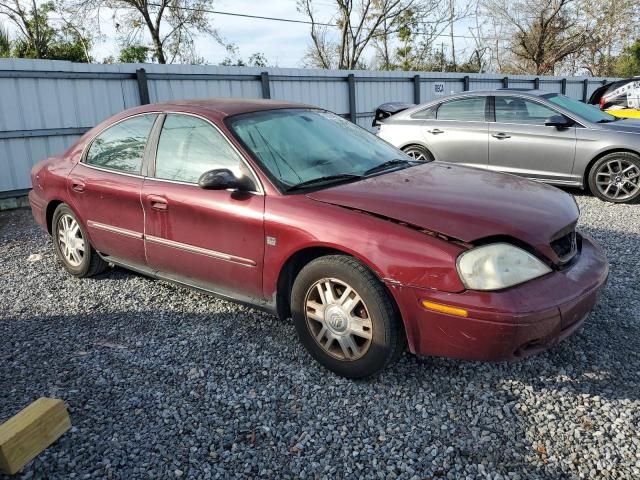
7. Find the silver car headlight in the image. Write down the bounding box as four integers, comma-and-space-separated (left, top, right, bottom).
456, 243, 552, 291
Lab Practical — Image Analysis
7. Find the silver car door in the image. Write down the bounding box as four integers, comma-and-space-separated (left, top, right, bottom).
488, 95, 577, 183
419, 96, 489, 169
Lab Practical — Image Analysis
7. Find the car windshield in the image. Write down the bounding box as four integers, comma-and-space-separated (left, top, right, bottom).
542, 93, 617, 123
227, 109, 415, 191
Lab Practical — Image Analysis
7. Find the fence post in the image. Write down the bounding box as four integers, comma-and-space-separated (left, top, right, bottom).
413, 75, 421, 104
260, 72, 271, 99
135, 68, 150, 105
463, 75, 470, 91
347, 74, 357, 123
534, 77, 540, 89
561, 78, 567, 95
582, 78, 589, 102
502, 76, 509, 88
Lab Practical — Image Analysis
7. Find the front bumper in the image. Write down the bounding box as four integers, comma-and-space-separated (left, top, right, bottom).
392, 234, 609, 361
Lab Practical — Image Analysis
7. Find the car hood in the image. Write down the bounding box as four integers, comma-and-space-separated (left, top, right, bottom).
595, 118, 640, 134
306, 163, 579, 259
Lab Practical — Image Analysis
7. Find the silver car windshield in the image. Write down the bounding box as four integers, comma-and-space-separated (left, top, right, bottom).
228, 109, 414, 191
542, 93, 617, 123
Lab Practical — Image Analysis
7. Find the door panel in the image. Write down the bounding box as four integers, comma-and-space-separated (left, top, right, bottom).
68, 164, 145, 263
66, 114, 158, 265
142, 179, 265, 300
142, 113, 265, 302
420, 96, 489, 169
488, 96, 577, 182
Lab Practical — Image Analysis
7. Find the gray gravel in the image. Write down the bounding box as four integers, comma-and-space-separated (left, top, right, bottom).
1, 192, 639, 479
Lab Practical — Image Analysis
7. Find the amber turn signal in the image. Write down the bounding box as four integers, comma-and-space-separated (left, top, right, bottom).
421, 300, 468, 318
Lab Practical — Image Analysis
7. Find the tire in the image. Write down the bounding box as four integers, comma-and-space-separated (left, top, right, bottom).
290, 255, 405, 379
52, 204, 107, 278
402, 144, 434, 162
587, 152, 640, 203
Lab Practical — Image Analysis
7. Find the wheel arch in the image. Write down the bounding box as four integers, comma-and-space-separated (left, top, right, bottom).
400, 141, 434, 154
45, 199, 65, 234
583, 148, 640, 190
274, 246, 399, 323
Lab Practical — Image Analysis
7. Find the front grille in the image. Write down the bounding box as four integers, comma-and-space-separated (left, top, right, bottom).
551, 230, 578, 262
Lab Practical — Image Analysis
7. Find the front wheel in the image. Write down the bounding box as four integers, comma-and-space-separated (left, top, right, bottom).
588, 152, 640, 203
291, 255, 405, 378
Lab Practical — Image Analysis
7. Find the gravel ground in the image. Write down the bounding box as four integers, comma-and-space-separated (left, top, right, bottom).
1, 193, 639, 480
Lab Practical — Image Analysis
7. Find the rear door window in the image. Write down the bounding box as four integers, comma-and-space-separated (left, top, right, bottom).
437, 97, 486, 121
85, 114, 157, 174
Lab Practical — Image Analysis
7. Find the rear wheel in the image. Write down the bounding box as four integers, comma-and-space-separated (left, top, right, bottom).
402, 145, 433, 162
588, 152, 640, 203
52, 204, 107, 277
291, 255, 405, 378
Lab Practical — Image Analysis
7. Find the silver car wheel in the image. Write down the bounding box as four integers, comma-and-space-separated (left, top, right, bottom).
594, 158, 640, 201
403, 146, 431, 162
304, 278, 373, 361
56, 214, 85, 267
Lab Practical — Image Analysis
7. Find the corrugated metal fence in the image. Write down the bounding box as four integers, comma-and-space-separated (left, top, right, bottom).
0, 58, 615, 196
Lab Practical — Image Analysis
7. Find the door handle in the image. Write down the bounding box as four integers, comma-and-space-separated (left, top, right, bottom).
147, 195, 168, 211
70, 178, 86, 192
492, 133, 511, 139
428, 128, 444, 135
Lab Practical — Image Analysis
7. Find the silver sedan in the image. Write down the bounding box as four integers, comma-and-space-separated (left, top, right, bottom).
377, 89, 640, 203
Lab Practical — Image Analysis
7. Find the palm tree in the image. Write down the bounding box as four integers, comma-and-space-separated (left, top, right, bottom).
0, 23, 10, 57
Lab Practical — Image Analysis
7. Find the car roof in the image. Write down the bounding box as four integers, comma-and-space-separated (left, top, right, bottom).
148, 98, 314, 116
464, 88, 549, 97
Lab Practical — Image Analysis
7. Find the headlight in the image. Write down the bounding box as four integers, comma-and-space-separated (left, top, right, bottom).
456, 243, 551, 291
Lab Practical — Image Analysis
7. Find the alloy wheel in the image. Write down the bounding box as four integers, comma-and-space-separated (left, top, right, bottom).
57, 214, 85, 267
594, 158, 640, 201
304, 278, 373, 361
403, 147, 430, 162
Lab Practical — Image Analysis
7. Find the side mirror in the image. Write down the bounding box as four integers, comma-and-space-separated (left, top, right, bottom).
545, 115, 573, 128
198, 168, 255, 191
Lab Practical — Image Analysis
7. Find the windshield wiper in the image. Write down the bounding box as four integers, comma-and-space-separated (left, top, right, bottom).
363, 158, 417, 176
285, 173, 363, 192
598, 117, 619, 123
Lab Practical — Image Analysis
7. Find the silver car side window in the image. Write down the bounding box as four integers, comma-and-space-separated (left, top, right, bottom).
436, 97, 486, 121
495, 97, 557, 125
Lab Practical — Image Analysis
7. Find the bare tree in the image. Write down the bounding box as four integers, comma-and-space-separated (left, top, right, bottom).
575, 0, 639, 76
299, 0, 474, 71
483, 0, 585, 75
298, 0, 436, 70
67, 0, 222, 64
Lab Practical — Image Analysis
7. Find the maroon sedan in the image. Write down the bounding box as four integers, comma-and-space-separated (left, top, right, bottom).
29, 99, 608, 378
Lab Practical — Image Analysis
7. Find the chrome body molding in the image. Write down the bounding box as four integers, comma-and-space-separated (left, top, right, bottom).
145, 234, 257, 267
87, 220, 255, 267
87, 220, 143, 239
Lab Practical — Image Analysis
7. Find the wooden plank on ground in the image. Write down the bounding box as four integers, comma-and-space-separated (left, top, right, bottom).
0, 397, 71, 475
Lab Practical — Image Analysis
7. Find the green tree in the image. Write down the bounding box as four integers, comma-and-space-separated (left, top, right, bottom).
0, 1, 91, 61
0, 22, 10, 56
614, 39, 640, 77
118, 44, 149, 63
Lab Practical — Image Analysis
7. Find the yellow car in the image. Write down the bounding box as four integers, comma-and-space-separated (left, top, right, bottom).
589, 77, 640, 119
606, 108, 640, 119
